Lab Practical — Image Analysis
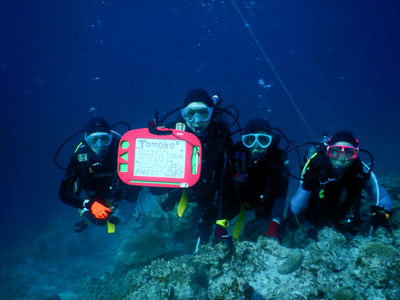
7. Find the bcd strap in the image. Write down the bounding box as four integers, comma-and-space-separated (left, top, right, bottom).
74, 142, 83, 153
177, 189, 188, 217
301, 152, 318, 179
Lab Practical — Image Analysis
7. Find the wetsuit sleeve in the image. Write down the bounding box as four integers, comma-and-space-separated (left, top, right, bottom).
301, 159, 320, 191
59, 155, 85, 209
290, 184, 312, 215
363, 174, 393, 212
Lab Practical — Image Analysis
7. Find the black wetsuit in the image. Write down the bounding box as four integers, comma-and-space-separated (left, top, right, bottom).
190, 120, 235, 214
232, 143, 289, 222
151, 118, 235, 240
59, 136, 139, 210
300, 151, 367, 225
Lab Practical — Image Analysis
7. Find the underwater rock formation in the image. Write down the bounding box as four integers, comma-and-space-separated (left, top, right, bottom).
333, 287, 356, 300
1, 173, 400, 299
117, 225, 399, 300
277, 248, 303, 274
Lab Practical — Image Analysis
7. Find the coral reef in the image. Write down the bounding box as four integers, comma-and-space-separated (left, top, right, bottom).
1, 173, 400, 299
118, 226, 400, 300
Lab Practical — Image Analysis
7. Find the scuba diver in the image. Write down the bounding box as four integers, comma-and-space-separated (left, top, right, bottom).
58, 117, 141, 232
230, 118, 289, 241
151, 88, 236, 247
290, 130, 393, 238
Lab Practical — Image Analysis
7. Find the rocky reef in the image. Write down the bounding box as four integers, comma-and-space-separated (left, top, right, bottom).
119, 227, 400, 300
1, 174, 400, 300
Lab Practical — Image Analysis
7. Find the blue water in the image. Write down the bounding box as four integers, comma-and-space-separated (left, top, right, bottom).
0, 0, 399, 275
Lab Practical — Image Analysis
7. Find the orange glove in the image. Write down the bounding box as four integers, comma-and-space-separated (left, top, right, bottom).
84, 196, 112, 220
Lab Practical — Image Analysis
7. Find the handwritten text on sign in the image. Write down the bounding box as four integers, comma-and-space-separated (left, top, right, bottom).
133, 138, 186, 178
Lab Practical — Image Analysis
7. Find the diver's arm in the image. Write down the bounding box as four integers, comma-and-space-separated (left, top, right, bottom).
59, 157, 86, 209
363, 174, 393, 212
291, 159, 317, 215
290, 184, 312, 215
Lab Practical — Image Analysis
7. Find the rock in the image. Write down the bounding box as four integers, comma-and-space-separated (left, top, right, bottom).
2, 173, 400, 300
333, 287, 356, 300
353, 241, 400, 289
45, 296, 62, 300
277, 248, 303, 274
361, 242, 395, 259
384, 288, 400, 300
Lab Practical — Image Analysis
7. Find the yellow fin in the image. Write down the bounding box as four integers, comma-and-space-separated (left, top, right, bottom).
177, 189, 188, 218
233, 204, 246, 240
107, 221, 115, 234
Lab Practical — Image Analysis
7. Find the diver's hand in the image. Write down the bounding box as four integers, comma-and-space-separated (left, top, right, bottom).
370, 205, 391, 229
83, 196, 112, 220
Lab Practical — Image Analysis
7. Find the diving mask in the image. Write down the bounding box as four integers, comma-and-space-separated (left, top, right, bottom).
242, 133, 272, 149
85, 132, 113, 148
327, 145, 359, 160
181, 104, 213, 123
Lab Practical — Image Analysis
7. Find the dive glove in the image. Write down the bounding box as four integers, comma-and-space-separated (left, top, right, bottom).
370, 205, 392, 229
83, 196, 112, 220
